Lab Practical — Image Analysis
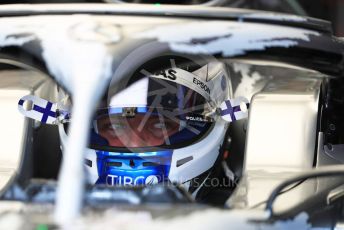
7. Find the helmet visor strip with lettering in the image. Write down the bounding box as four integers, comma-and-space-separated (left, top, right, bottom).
90, 64, 229, 150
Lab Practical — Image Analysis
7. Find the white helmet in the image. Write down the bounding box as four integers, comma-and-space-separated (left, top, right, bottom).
56, 55, 245, 200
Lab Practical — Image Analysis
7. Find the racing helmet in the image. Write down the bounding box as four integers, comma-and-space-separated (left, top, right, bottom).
58, 56, 233, 199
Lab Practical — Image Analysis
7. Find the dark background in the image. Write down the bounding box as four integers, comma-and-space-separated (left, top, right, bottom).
298, 0, 343, 36
0, 0, 343, 36
260, 0, 343, 36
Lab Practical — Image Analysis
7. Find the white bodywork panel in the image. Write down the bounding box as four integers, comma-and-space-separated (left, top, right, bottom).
229, 76, 322, 212
246, 77, 321, 171
0, 70, 45, 193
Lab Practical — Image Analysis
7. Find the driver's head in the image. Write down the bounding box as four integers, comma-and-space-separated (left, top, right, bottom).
58, 56, 232, 200
96, 114, 180, 147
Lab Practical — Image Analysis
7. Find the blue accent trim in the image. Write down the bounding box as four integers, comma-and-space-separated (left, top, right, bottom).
136, 107, 148, 113
108, 107, 123, 114
95, 150, 173, 186
60, 110, 71, 120
18, 99, 24, 106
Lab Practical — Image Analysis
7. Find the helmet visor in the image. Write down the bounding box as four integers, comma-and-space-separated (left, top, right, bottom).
91, 106, 214, 148
90, 68, 220, 149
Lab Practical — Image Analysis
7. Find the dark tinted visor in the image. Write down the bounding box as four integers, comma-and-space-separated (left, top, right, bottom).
91, 106, 214, 148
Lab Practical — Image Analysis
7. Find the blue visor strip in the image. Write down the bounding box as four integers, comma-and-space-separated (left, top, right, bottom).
96, 107, 150, 117
137, 107, 149, 113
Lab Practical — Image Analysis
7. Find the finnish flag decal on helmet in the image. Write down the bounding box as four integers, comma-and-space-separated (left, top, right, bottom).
220, 97, 249, 122
18, 95, 58, 124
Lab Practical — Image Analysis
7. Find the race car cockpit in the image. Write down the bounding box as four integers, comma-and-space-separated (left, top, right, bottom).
0, 4, 343, 228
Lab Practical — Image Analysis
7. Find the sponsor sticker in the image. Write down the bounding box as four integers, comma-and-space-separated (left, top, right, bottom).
106, 174, 160, 186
